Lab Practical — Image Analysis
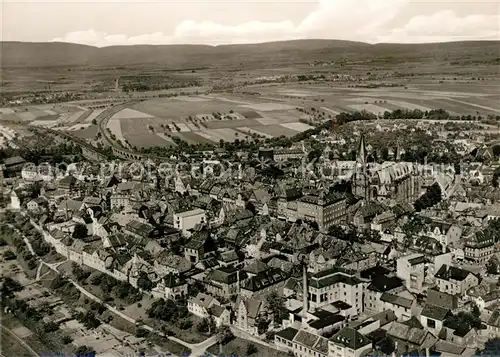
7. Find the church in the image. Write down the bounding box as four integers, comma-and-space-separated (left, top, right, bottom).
352, 135, 421, 203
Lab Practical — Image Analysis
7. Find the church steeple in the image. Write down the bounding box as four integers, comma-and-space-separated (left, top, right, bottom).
355, 134, 369, 201
357, 134, 367, 167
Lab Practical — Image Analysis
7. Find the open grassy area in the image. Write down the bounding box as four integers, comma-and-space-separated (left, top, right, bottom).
207, 337, 289, 357
1, 329, 35, 357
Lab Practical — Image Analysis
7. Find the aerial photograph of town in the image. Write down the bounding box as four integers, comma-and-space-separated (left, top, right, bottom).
0, 0, 499, 356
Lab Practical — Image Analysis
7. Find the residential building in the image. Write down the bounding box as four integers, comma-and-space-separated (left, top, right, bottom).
434, 265, 479, 295
174, 208, 206, 234
307, 267, 364, 315
329, 328, 371, 357
188, 293, 220, 318
396, 254, 427, 293
464, 231, 495, 264
420, 304, 450, 335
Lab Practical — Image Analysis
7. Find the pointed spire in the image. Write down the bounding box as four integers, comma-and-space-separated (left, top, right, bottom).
357, 134, 367, 167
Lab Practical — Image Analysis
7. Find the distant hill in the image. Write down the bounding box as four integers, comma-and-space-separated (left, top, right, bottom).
0, 39, 498, 68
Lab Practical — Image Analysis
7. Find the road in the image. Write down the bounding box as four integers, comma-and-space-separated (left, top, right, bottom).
0, 324, 39, 357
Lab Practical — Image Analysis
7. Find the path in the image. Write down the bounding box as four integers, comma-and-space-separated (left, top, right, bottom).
0, 324, 39, 357
230, 326, 274, 349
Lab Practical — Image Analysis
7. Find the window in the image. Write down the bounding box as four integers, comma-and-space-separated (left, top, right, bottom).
427, 319, 436, 328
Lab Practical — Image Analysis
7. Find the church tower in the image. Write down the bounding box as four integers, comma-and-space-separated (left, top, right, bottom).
354, 134, 369, 200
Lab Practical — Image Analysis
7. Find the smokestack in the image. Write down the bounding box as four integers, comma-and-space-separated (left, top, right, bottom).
237, 270, 240, 294
302, 263, 308, 320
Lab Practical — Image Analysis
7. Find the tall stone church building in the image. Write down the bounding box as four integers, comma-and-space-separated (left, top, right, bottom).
353, 135, 421, 203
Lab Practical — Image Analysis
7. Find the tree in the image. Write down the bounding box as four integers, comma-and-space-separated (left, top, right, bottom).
197, 316, 216, 334
266, 291, 288, 326
135, 327, 148, 338
1, 277, 23, 298
487, 256, 500, 274
217, 325, 234, 345
62, 335, 73, 344
137, 271, 154, 291
246, 343, 258, 355
4, 250, 16, 260
43, 321, 59, 332
178, 318, 193, 330
75, 345, 96, 357
479, 338, 500, 356
91, 119, 97, 125
72, 223, 88, 239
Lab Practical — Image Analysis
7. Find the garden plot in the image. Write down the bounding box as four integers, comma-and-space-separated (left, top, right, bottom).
256, 117, 280, 125
29, 120, 58, 127
281, 122, 315, 132
155, 133, 177, 146
321, 107, 340, 116
111, 108, 154, 120
124, 132, 171, 149
239, 110, 262, 119
174, 96, 210, 102
239, 103, 295, 111
203, 95, 252, 105
195, 131, 218, 142
387, 100, 432, 112
237, 127, 274, 138
0, 108, 15, 114
255, 125, 298, 137
17, 112, 38, 121
176, 123, 191, 132
107, 119, 126, 144
446, 98, 500, 113
205, 119, 260, 130
279, 89, 322, 97
84, 109, 105, 123
201, 128, 241, 142
72, 125, 98, 140
185, 123, 199, 131
348, 104, 389, 115
196, 114, 216, 121
67, 123, 91, 131
67, 111, 86, 123
178, 131, 215, 144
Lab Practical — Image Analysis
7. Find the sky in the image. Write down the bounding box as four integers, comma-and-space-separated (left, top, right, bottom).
2, 0, 500, 47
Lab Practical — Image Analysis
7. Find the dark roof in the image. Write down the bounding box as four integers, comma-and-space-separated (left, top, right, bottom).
4, 156, 26, 166
368, 275, 403, 293
281, 187, 302, 201
275, 327, 299, 341
427, 289, 459, 310
434, 265, 473, 281
360, 266, 391, 279
408, 255, 427, 266
309, 267, 362, 289
330, 328, 371, 350
243, 259, 270, 274
208, 266, 246, 285
380, 293, 413, 309
309, 314, 345, 329
421, 304, 450, 321
332, 301, 352, 310
242, 268, 288, 292
402, 316, 424, 329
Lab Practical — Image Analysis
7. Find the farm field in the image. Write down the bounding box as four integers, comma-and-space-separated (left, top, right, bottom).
97, 95, 317, 147
2, 79, 499, 149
